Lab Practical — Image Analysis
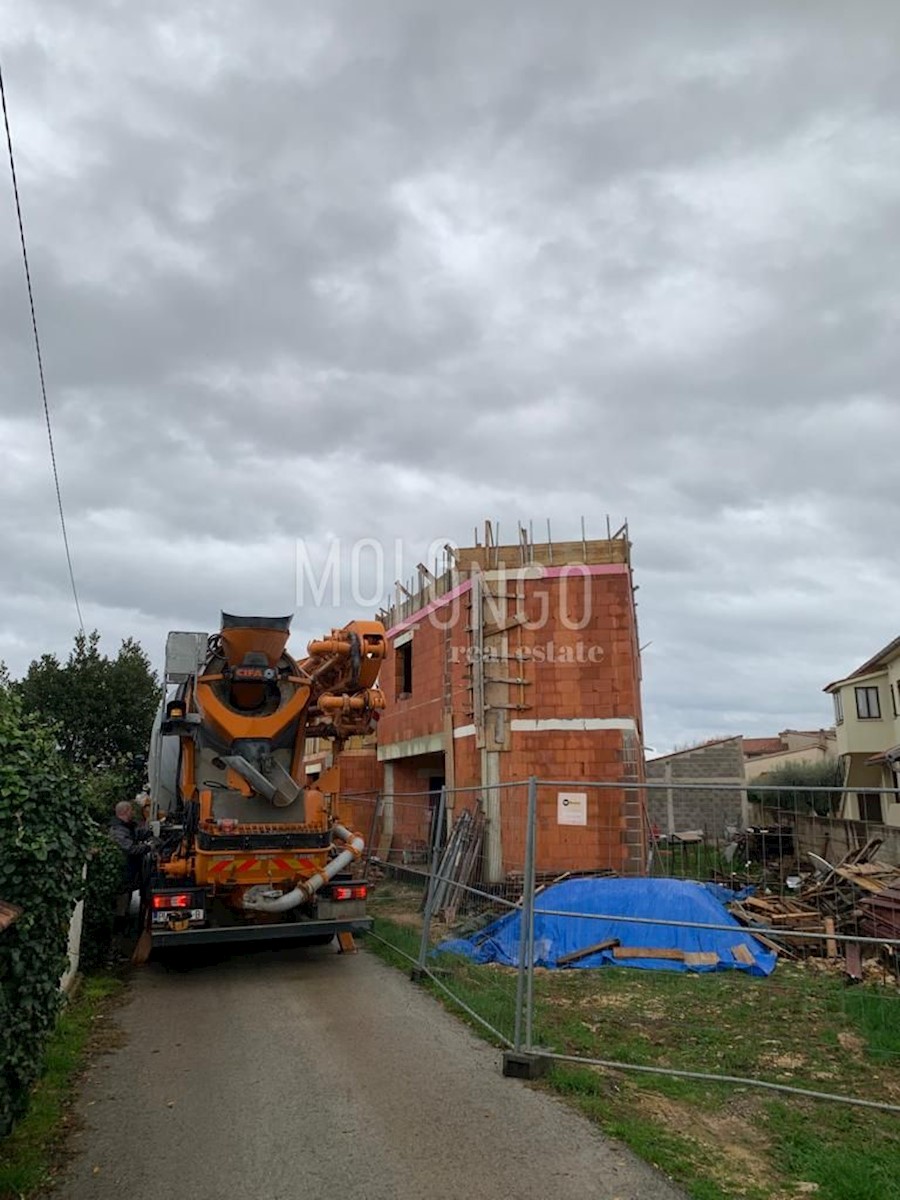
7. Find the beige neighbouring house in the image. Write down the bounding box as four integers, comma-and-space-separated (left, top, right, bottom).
742, 728, 837, 782
824, 635, 900, 829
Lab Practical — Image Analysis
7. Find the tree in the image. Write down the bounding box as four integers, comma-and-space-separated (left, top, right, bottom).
16, 631, 159, 811
11, 632, 161, 974
747, 759, 844, 817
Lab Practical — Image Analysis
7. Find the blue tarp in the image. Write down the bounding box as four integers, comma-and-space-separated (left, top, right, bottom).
438, 877, 776, 976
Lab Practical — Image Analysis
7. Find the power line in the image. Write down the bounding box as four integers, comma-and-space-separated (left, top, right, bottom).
0, 57, 84, 636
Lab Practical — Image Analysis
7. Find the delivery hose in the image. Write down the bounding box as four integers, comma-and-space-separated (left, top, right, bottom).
240, 824, 365, 913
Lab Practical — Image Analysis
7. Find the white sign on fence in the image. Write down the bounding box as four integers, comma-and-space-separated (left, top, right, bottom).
557, 791, 588, 826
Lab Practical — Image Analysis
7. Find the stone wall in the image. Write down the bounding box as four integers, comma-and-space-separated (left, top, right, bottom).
645, 737, 746, 836
753, 809, 900, 867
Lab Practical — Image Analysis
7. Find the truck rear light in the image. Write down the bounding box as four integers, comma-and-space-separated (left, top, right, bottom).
152, 893, 192, 909
332, 884, 367, 901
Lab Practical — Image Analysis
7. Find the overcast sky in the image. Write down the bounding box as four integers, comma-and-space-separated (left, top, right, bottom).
2, 2, 899, 751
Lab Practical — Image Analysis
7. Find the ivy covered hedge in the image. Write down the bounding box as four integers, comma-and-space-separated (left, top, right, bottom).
80, 838, 125, 973
0, 691, 92, 1137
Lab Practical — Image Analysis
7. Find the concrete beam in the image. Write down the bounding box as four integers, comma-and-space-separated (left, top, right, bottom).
377, 733, 446, 762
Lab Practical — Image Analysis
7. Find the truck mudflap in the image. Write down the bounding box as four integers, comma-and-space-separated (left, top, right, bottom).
151, 914, 373, 947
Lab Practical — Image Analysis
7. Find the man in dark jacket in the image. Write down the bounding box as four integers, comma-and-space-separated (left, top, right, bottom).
109, 800, 152, 932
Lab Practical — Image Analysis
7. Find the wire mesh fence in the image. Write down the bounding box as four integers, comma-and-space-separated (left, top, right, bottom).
358, 782, 534, 1046
359, 775, 900, 1112
533, 779, 899, 1111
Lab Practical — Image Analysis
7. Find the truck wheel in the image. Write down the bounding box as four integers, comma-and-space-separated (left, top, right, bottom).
304, 934, 335, 947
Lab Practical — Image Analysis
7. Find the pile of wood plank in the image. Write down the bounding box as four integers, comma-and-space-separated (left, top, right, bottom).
799, 841, 900, 954
727, 838, 900, 974
556, 938, 757, 971
859, 883, 900, 942
502, 866, 617, 904
729, 894, 827, 958
428, 804, 485, 924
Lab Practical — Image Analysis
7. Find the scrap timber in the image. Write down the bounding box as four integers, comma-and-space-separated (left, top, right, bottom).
429, 804, 486, 923
727, 838, 900, 974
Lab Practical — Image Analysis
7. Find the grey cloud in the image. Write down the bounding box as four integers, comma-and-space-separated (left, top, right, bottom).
2, 1, 900, 749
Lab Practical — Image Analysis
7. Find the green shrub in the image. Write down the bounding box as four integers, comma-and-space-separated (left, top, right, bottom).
79, 837, 125, 972
748, 759, 845, 817
79, 762, 140, 826
0, 691, 91, 1137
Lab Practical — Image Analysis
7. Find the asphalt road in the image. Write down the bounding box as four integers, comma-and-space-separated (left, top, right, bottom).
51, 941, 683, 1200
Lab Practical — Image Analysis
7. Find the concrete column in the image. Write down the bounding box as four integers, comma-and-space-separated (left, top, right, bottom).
665, 762, 675, 835
481, 746, 502, 882
377, 762, 395, 860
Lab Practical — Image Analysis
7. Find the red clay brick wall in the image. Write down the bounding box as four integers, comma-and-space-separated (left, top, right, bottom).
374, 562, 645, 874
338, 750, 382, 796
533, 784, 632, 874
332, 755, 434, 851
512, 572, 640, 723
333, 749, 382, 839
387, 760, 430, 795
498, 730, 635, 874
383, 760, 434, 850
499, 569, 643, 874
377, 614, 454, 746
452, 736, 479, 794
378, 568, 642, 758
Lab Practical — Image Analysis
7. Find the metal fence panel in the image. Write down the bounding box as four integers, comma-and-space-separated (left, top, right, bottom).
516, 777, 900, 1113
360, 774, 899, 1112
365, 782, 532, 1046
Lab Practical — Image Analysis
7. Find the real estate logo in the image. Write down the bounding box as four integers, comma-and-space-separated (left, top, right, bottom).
295, 537, 598, 635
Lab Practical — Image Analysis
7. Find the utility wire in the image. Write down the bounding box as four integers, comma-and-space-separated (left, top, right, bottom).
0, 57, 84, 635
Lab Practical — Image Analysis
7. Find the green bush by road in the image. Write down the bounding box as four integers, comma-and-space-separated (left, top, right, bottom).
0, 691, 91, 1137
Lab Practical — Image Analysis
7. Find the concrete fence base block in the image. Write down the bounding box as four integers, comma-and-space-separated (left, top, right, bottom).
410, 965, 450, 982
502, 1050, 548, 1080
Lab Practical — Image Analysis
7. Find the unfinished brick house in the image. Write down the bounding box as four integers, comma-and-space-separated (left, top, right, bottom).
329, 522, 646, 880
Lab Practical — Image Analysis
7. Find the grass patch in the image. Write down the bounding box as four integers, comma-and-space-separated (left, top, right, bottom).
547, 1063, 749, 1200
368, 916, 421, 971
366, 885, 900, 1200
0, 974, 124, 1200
764, 1101, 900, 1200
839, 986, 900, 1061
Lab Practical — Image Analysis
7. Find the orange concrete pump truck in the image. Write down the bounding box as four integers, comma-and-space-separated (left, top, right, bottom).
143, 613, 385, 950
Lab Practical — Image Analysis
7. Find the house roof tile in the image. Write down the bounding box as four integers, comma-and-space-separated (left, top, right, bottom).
742, 737, 784, 757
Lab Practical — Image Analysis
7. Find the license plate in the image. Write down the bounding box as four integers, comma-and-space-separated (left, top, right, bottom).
152, 909, 205, 925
